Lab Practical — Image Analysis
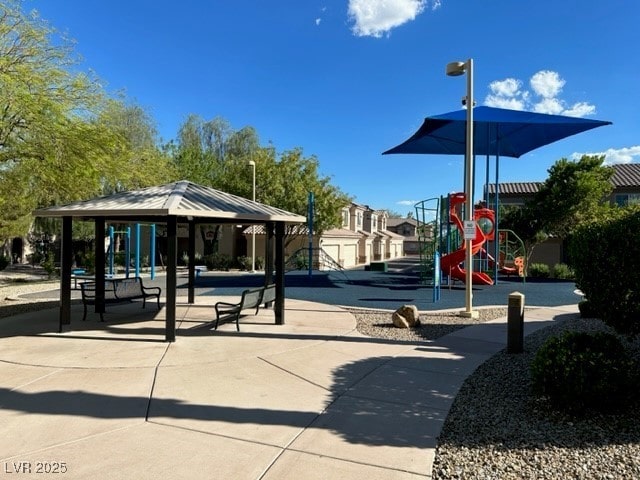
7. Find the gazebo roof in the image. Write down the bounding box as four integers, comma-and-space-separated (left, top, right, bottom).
34, 181, 307, 224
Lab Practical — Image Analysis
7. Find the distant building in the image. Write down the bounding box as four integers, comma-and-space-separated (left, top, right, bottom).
386, 217, 420, 255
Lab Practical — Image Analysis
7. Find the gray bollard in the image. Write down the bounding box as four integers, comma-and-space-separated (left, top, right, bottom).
507, 291, 525, 354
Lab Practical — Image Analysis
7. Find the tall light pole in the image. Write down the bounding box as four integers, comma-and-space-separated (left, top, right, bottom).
248, 160, 256, 272
446, 59, 478, 318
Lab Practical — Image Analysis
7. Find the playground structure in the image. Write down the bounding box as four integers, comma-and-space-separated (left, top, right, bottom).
107, 224, 157, 279
415, 192, 525, 297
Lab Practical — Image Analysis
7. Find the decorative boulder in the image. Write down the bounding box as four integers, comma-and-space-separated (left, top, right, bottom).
392, 305, 421, 328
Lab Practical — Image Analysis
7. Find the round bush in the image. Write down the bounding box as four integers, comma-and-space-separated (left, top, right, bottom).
552, 263, 574, 280
528, 263, 550, 278
578, 300, 600, 318
531, 331, 636, 414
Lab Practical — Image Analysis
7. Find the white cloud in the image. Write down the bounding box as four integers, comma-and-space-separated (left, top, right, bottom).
488, 78, 521, 97
483, 70, 596, 118
485, 94, 526, 110
315, 18, 321, 25
532, 97, 564, 115
563, 102, 596, 118
530, 70, 565, 98
348, 0, 428, 38
572, 146, 640, 165
396, 199, 418, 206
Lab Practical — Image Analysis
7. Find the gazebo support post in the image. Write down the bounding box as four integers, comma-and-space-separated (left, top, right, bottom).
187, 219, 196, 304
166, 215, 177, 342
265, 222, 274, 287
275, 221, 285, 325
59, 216, 73, 332
95, 218, 106, 316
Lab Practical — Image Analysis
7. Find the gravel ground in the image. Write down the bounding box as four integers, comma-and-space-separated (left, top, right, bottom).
350, 306, 640, 480
348, 307, 509, 342
0, 276, 63, 319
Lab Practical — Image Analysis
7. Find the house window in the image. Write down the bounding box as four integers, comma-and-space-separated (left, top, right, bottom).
342, 210, 349, 227
615, 193, 640, 206
357, 212, 363, 228
372, 215, 377, 231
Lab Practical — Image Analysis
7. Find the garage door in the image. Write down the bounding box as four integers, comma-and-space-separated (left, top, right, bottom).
322, 245, 340, 269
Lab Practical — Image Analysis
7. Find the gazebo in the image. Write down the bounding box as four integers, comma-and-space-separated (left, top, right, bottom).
34, 181, 307, 342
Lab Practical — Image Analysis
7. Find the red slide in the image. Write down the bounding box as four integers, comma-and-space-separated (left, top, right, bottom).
440, 193, 494, 286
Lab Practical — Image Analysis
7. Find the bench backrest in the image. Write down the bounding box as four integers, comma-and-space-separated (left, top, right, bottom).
80, 281, 117, 300
241, 288, 264, 310
262, 284, 276, 304
114, 277, 142, 298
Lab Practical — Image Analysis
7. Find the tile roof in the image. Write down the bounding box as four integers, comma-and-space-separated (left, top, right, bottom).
387, 217, 418, 228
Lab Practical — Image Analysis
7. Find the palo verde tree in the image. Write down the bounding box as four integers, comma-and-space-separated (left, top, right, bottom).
500, 155, 614, 267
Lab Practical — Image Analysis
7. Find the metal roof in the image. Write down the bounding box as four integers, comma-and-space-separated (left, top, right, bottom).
486, 182, 543, 195
34, 181, 307, 223
487, 163, 640, 195
611, 163, 640, 187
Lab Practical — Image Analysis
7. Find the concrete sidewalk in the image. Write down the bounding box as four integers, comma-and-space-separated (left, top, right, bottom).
0, 296, 579, 479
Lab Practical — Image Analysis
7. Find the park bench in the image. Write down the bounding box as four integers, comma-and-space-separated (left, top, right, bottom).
80, 277, 162, 322
213, 284, 276, 331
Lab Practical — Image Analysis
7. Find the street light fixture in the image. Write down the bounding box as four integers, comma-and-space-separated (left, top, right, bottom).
248, 160, 256, 273
446, 59, 478, 318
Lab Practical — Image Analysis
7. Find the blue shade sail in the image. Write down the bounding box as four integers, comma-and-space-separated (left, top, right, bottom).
383, 106, 611, 158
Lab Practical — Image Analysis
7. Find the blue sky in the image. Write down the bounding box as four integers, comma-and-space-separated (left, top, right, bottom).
28, 0, 639, 215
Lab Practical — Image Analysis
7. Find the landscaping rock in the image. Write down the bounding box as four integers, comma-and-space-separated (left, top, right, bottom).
392, 304, 420, 328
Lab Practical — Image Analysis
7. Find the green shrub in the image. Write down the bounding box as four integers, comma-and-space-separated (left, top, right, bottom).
42, 251, 57, 278
528, 263, 550, 278
237, 255, 252, 271
113, 251, 128, 267
569, 207, 640, 335
0, 255, 9, 271
80, 250, 95, 272
204, 252, 232, 271
552, 263, 574, 280
578, 299, 600, 318
289, 253, 308, 270
531, 331, 636, 414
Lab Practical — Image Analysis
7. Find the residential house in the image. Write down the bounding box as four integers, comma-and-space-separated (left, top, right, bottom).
485, 162, 640, 267
387, 217, 420, 254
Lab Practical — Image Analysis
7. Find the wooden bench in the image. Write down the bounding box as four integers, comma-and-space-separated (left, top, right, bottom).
214, 284, 276, 331
80, 277, 162, 322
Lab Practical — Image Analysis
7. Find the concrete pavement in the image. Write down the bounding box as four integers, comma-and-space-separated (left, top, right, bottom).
0, 291, 579, 479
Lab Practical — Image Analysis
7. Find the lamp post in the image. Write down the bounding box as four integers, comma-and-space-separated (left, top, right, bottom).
248, 160, 256, 272
446, 58, 478, 318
